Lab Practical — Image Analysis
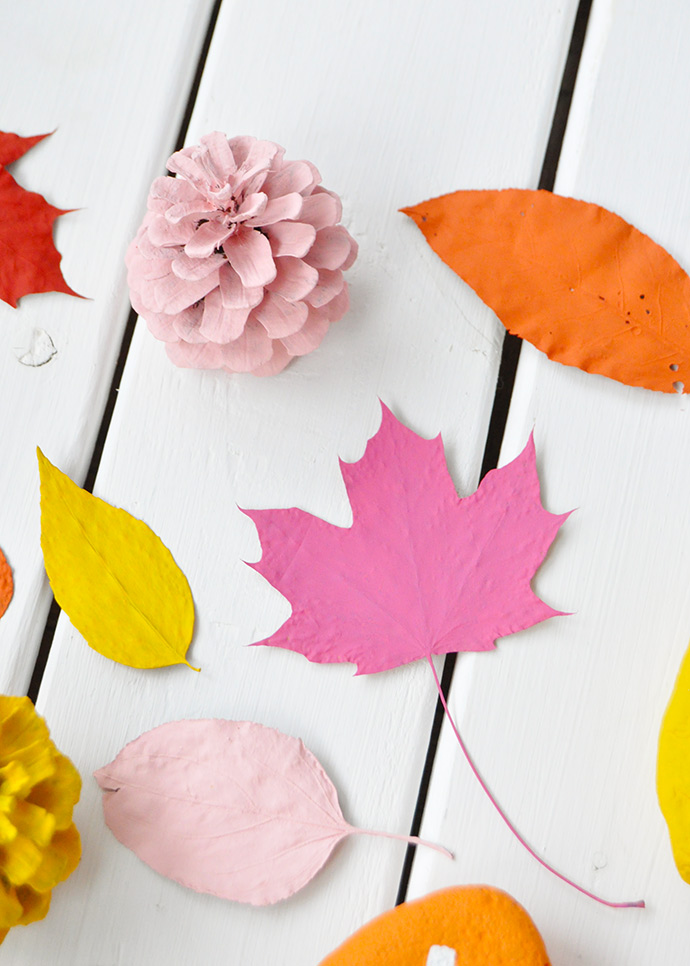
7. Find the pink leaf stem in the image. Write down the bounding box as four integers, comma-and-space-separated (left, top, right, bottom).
427, 656, 645, 910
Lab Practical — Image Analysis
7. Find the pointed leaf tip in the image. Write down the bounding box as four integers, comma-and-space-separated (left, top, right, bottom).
93, 767, 117, 792
399, 202, 423, 222
38, 450, 195, 669
0, 129, 51, 167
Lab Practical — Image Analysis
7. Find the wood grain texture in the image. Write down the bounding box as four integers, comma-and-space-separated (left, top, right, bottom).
0, 0, 214, 695
12, 0, 580, 961
408, 2, 690, 964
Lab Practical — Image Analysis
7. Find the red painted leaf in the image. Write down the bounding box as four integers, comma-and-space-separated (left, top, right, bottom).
246, 404, 568, 673
0, 129, 81, 307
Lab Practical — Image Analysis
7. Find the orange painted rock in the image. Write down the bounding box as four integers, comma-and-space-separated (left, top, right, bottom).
319, 885, 551, 966
0, 546, 12, 619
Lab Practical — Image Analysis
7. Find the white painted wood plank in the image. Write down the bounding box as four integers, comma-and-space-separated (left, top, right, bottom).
13, 0, 581, 962
409, 2, 690, 964
0, 0, 214, 694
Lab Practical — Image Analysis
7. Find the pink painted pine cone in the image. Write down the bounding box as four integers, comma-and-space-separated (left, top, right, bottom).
126, 133, 358, 376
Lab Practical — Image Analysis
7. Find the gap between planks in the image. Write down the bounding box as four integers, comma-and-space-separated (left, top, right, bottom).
26, 0, 225, 704
395, 0, 596, 906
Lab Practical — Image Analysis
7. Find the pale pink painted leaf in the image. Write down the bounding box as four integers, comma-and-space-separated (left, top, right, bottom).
94, 721, 450, 903
94, 719, 355, 905
245, 404, 569, 674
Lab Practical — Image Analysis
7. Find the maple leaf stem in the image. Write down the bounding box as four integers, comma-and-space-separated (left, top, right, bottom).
352, 826, 453, 860
426, 656, 645, 910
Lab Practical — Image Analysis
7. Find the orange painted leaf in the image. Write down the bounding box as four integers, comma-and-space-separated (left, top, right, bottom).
0, 129, 81, 308
402, 188, 690, 393
0, 546, 12, 619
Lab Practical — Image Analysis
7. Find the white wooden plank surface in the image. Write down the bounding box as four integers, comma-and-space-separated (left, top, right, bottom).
408, 1, 690, 963
0, 0, 214, 695
6, 0, 582, 962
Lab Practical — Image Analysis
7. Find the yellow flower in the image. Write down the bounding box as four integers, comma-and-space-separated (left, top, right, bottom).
0, 696, 81, 944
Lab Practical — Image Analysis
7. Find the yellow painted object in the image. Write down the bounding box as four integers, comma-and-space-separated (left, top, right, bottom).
38, 449, 196, 670
0, 696, 81, 944
658, 640, 690, 882
319, 885, 551, 966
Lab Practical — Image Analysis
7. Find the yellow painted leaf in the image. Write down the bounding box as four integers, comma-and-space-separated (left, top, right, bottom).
38, 449, 197, 670
658, 640, 690, 881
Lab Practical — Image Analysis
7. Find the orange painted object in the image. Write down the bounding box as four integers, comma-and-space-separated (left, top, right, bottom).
403, 188, 690, 393
0, 546, 12, 619
319, 885, 551, 966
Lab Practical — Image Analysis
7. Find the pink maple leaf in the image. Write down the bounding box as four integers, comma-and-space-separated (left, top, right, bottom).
245, 403, 568, 674
243, 404, 644, 910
